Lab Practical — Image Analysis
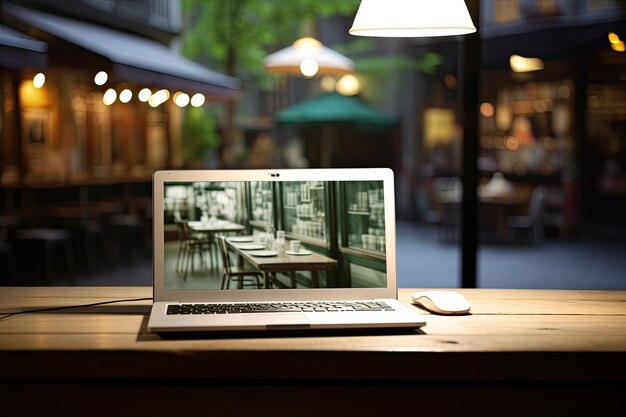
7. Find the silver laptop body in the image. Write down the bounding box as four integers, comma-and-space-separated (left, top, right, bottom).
148, 168, 425, 332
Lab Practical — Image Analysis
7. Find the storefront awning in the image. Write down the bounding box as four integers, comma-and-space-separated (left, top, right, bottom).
0, 23, 47, 70
3, 3, 239, 100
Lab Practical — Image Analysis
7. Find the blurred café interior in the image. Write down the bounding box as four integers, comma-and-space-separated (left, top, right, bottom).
1, 0, 626, 289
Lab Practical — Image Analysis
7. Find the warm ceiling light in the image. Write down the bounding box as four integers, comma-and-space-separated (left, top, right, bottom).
336, 74, 360, 96
32, 73, 45, 88
190, 93, 205, 107
119, 89, 133, 103
299, 58, 319, 78
263, 36, 354, 76
510, 54, 544, 73
349, 0, 476, 37
94, 71, 108, 86
138, 88, 152, 102
608, 32, 620, 44
173, 92, 190, 107
102, 88, 117, 105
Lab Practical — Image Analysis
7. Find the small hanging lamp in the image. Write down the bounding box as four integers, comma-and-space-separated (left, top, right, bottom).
263, 37, 354, 78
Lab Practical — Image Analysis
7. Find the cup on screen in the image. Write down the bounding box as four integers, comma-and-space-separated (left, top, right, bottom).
290, 240, 301, 253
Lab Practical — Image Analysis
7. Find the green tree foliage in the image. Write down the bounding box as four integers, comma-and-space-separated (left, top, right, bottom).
181, 0, 359, 80
179, 0, 359, 166
180, 106, 220, 165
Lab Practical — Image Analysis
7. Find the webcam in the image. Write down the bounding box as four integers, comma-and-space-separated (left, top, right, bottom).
269, 173, 280, 177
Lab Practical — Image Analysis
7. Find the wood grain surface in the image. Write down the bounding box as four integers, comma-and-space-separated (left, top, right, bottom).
1, 287, 625, 416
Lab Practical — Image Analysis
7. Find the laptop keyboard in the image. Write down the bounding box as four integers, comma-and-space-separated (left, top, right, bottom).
166, 301, 395, 315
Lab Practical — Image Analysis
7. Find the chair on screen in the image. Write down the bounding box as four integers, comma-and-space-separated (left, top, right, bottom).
175, 220, 210, 279
216, 235, 263, 289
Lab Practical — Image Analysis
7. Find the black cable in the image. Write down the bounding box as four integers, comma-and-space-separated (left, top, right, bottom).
0, 297, 153, 321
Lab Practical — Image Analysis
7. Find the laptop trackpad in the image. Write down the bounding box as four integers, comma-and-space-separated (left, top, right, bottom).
243, 313, 310, 329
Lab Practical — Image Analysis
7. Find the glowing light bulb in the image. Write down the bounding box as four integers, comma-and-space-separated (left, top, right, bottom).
336, 74, 360, 96
300, 58, 319, 78
138, 88, 152, 102
102, 88, 117, 105
33, 73, 46, 88
94, 71, 108, 86
509, 55, 544, 73
173, 92, 190, 107
119, 89, 133, 103
148, 89, 170, 107
190, 93, 205, 107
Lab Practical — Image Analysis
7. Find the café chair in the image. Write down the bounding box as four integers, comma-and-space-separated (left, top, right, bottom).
507, 186, 546, 244
176, 220, 211, 280
430, 177, 462, 243
174, 219, 187, 276
217, 235, 262, 289
14, 228, 75, 283
106, 213, 145, 265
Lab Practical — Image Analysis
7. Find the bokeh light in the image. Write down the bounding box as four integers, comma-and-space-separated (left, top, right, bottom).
119, 89, 133, 103
102, 88, 117, 105
94, 71, 108, 86
33, 73, 45, 88
190, 93, 205, 107
300, 58, 319, 78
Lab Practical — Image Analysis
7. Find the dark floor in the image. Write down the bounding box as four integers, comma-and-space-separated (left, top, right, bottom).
6, 221, 626, 290
395, 222, 626, 290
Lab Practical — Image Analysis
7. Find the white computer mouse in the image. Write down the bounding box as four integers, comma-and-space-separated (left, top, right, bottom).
410, 291, 471, 315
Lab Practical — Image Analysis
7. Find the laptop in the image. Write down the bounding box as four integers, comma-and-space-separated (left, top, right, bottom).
148, 168, 426, 332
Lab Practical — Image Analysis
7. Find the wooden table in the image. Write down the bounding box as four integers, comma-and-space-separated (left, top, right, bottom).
434, 189, 528, 242
1, 287, 625, 416
227, 239, 338, 288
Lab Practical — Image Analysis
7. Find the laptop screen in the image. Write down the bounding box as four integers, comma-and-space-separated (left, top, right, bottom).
162, 178, 388, 291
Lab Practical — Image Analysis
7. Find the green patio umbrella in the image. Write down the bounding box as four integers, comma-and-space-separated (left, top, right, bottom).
275, 92, 394, 166
275, 92, 394, 127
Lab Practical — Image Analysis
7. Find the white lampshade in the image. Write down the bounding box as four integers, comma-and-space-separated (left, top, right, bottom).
263, 37, 354, 77
349, 0, 476, 37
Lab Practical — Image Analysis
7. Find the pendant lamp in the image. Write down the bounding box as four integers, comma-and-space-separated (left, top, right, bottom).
263, 37, 354, 78
349, 0, 476, 37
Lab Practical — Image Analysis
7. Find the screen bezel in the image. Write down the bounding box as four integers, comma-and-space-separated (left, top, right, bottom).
153, 168, 397, 302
